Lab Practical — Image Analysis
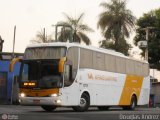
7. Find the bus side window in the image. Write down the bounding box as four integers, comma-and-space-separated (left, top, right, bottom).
22, 64, 29, 81
65, 47, 78, 87
64, 64, 72, 86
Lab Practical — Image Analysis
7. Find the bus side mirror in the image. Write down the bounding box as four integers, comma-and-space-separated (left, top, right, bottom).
58, 57, 66, 73
9, 58, 22, 72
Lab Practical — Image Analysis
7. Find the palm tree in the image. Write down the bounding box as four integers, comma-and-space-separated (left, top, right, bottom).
57, 13, 94, 45
31, 29, 53, 43
99, 38, 132, 55
97, 0, 136, 51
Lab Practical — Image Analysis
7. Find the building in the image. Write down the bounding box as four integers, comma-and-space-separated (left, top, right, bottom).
150, 82, 160, 107
0, 52, 23, 104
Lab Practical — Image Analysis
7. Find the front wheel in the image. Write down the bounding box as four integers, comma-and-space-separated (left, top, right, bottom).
41, 105, 57, 112
72, 93, 90, 112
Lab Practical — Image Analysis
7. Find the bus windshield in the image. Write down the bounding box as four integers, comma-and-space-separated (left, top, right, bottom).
20, 47, 66, 89
24, 47, 66, 60
20, 60, 63, 89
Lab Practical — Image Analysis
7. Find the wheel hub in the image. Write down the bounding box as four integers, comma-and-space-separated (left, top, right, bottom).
80, 98, 86, 107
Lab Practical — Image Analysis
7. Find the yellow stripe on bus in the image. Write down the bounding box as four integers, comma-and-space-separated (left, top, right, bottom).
119, 75, 144, 105
20, 88, 59, 97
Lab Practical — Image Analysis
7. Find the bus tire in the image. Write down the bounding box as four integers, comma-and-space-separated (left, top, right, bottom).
72, 93, 90, 112
41, 105, 57, 112
123, 95, 137, 110
98, 106, 109, 111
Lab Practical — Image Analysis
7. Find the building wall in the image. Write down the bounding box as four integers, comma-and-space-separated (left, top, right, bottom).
0, 60, 20, 104
150, 69, 160, 82
151, 83, 160, 104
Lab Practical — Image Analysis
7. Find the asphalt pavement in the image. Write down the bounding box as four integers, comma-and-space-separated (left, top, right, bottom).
0, 105, 160, 120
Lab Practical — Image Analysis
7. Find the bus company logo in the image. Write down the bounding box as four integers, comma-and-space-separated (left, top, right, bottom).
88, 73, 117, 81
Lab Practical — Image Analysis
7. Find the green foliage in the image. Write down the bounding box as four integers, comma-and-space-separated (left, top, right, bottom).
98, 0, 135, 53
31, 29, 53, 43
99, 38, 132, 56
57, 13, 94, 45
134, 9, 160, 70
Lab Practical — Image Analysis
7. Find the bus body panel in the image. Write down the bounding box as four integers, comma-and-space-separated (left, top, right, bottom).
137, 76, 150, 105
77, 69, 125, 106
74, 69, 149, 106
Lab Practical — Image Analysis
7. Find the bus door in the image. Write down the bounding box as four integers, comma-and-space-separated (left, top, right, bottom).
62, 62, 79, 105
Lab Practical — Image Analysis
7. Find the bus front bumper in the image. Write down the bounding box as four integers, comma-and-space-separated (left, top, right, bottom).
19, 96, 62, 106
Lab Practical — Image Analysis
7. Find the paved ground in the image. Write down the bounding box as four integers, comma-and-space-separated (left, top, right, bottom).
0, 105, 160, 120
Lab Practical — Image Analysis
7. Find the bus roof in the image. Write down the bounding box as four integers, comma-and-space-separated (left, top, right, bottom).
26, 42, 148, 63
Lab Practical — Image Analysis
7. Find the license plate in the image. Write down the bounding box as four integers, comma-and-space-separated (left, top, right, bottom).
33, 99, 40, 104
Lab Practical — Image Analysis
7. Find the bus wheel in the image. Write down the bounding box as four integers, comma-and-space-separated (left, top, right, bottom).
41, 105, 57, 112
98, 106, 109, 111
72, 93, 90, 112
123, 95, 137, 110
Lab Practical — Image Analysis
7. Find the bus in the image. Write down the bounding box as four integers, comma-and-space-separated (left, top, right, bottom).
9, 42, 150, 112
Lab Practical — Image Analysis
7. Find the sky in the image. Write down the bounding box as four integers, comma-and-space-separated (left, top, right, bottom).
1, 0, 160, 53
0, 0, 160, 80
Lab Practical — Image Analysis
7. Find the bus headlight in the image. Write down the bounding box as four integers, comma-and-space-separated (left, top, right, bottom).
50, 93, 58, 97
55, 99, 61, 104
50, 93, 62, 97
20, 93, 26, 97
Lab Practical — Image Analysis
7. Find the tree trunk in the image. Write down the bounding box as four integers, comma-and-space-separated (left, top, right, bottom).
114, 37, 119, 51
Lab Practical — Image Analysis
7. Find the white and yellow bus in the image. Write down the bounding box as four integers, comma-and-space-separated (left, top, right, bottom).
10, 42, 150, 112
